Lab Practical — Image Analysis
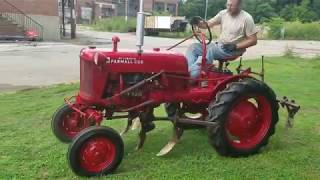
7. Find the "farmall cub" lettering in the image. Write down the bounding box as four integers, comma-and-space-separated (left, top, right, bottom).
106, 57, 144, 65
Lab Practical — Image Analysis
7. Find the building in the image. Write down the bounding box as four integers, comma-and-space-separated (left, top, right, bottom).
0, 0, 60, 40
76, 0, 179, 23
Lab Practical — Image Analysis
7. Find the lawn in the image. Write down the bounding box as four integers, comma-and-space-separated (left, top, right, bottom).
1, 56, 320, 179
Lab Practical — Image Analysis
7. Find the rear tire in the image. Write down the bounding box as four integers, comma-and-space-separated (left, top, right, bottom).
68, 126, 124, 177
207, 78, 279, 157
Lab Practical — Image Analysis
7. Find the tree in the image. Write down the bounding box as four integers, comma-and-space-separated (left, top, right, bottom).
280, 0, 317, 22
177, 0, 319, 22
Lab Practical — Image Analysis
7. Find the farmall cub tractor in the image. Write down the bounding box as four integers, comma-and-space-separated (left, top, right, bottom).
52, 2, 300, 177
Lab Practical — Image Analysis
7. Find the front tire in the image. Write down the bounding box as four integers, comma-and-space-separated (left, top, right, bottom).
68, 126, 124, 177
207, 78, 279, 157
52, 104, 92, 143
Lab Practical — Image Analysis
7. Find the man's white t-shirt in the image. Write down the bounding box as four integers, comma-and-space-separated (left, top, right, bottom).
208, 9, 258, 44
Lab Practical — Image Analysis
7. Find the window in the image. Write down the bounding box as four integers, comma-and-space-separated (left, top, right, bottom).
167, 3, 176, 15
154, 2, 165, 12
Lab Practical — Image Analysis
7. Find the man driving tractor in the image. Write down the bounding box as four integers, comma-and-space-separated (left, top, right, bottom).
165, 0, 259, 118
188, 0, 258, 78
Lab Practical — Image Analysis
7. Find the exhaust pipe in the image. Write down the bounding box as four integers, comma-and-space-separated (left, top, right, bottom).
136, 0, 148, 53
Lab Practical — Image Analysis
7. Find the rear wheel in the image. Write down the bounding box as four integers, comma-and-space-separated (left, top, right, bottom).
68, 126, 124, 177
207, 78, 279, 157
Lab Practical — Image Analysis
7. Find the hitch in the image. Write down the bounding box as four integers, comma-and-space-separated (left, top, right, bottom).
237, 56, 265, 81
277, 96, 300, 128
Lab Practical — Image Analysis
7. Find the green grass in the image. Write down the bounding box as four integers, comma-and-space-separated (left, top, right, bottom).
91, 17, 136, 33
266, 18, 320, 40
156, 29, 217, 39
284, 21, 320, 40
1, 56, 320, 179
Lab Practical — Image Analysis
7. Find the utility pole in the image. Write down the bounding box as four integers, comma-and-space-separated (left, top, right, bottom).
125, 0, 128, 21
205, 0, 208, 20
70, 0, 76, 39
62, 0, 66, 36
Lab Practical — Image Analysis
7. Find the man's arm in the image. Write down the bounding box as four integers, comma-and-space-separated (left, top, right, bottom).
197, 11, 223, 29
198, 18, 220, 29
236, 33, 257, 49
236, 14, 258, 49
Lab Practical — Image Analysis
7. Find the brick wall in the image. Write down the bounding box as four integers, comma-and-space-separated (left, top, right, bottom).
76, 0, 179, 21
0, 0, 60, 40
3, 0, 58, 16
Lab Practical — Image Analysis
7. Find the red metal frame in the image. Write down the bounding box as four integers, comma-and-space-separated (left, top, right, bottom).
68, 33, 253, 125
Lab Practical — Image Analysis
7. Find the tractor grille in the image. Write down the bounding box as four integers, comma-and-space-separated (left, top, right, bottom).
80, 59, 107, 100
80, 60, 94, 97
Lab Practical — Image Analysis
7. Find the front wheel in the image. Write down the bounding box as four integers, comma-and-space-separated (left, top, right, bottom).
51, 104, 93, 143
207, 78, 279, 157
68, 126, 124, 177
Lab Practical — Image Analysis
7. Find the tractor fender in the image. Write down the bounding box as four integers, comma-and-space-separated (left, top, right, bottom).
211, 75, 255, 99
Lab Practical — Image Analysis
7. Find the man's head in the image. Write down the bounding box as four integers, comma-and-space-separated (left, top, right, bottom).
226, 0, 241, 16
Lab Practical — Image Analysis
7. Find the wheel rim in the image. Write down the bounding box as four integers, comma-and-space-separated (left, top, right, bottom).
60, 111, 87, 138
79, 136, 116, 173
225, 95, 272, 149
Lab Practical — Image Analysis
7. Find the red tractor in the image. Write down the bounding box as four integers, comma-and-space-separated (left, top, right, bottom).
52, 3, 300, 177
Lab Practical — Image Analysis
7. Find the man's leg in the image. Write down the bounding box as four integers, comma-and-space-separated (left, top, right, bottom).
188, 42, 244, 78
165, 42, 242, 118
185, 43, 203, 78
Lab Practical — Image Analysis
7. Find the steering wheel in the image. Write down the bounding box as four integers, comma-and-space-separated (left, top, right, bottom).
165, 17, 213, 51
191, 17, 212, 45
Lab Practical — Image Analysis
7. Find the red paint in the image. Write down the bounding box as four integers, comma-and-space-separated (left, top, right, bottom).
70, 33, 254, 131
60, 111, 85, 138
112, 36, 120, 52
25, 29, 38, 40
225, 95, 272, 149
79, 136, 116, 173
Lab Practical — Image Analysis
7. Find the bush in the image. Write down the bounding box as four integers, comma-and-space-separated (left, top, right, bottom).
266, 18, 320, 40
91, 17, 136, 33
153, 10, 171, 16
284, 21, 320, 40
266, 17, 285, 39
280, 5, 318, 23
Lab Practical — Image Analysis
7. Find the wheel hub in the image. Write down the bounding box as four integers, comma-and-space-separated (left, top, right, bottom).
227, 100, 259, 137
61, 112, 84, 137
225, 96, 272, 149
79, 137, 116, 173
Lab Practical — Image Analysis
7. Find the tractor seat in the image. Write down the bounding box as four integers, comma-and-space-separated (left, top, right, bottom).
217, 55, 241, 62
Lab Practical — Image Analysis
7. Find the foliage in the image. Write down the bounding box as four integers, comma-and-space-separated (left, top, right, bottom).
284, 21, 320, 40
266, 17, 285, 39
267, 18, 320, 40
178, 0, 319, 23
153, 10, 171, 16
1, 57, 320, 179
280, 0, 318, 22
158, 31, 192, 38
253, 3, 278, 23
91, 16, 136, 33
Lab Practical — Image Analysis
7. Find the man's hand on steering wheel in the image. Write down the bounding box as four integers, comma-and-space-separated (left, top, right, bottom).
190, 16, 212, 45
190, 16, 203, 26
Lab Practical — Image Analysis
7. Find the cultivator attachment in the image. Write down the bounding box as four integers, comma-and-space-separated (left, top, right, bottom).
120, 109, 218, 156
120, 113, 140, 136
157, 124, 184, 156
277, 96, 300, 128
119, 96, 300, 156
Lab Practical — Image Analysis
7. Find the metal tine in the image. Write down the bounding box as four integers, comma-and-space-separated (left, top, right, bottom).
157, 125, 184, 156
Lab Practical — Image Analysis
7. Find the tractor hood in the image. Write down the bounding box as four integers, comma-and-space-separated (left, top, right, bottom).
80, 47, 189, 75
